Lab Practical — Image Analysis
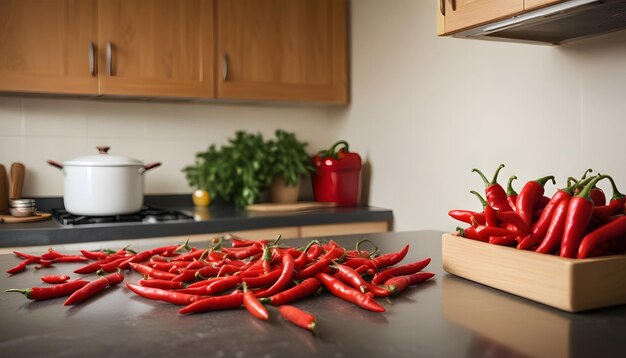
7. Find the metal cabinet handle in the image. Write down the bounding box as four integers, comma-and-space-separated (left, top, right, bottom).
106, 42, 113, 76
439, 0, 445, 16
88, 42, 95, 76
222, 54, 228, 81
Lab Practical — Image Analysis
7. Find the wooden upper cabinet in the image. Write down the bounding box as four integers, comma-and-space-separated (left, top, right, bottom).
97, 0, 214, 98
0, 0, 98, 94
438, 0, 524, 35
525, 0, 562, 10
216, 0, 348, 104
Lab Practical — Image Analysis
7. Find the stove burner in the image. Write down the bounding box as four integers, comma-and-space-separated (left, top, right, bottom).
53, 207, 193, 226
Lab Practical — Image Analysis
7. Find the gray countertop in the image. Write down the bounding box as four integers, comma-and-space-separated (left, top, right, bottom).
0, 195, 393, 247
1, 231, 625, 357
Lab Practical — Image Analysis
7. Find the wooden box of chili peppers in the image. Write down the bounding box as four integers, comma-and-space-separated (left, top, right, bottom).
444, 166, 626, 312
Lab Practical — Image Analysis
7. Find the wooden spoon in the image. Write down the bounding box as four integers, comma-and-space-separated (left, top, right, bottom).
0, 164, 8, 213
9, 162, 25, 200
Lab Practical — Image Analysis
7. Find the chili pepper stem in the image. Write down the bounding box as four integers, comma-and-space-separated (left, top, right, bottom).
469, 190, 487, 209
3, 289, 30, 299
506, 176, 518, 196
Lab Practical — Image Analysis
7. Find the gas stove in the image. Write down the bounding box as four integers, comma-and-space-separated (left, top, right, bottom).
52, 207, 194, 226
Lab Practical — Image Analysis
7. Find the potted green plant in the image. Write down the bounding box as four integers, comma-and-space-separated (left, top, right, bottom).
182, 131, 272, 208
267, 130, 315, 203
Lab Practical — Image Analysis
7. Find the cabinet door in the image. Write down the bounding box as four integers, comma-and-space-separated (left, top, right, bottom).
98, 0, 214, 98
442, 0, 524, 34
216, 0, 348, 104
0, 0, 98, 94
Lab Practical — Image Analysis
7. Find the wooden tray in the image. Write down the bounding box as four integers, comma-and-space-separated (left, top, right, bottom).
442, 233, 626, 312
246, 202, 335, 212
0, 212, 51, 223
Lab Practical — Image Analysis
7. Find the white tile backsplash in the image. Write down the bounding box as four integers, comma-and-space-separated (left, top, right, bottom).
0, 97, 22, 136
23, 98, 88, 137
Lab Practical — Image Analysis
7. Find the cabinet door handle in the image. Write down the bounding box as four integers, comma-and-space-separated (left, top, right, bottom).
106, 42, 113, 76
450, 0, 456, 11
88, 42, 95, 76
439, 0, 445, 16
222, 54, 228, 81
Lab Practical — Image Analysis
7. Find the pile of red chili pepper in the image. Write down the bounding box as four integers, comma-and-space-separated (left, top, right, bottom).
4, 235, 433, 334
449, 165, 626, 259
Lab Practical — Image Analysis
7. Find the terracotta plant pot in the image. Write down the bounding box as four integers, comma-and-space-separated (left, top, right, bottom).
270, 176, 300, 203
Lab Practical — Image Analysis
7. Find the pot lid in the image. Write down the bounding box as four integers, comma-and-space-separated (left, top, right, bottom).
64, 146, 143, 167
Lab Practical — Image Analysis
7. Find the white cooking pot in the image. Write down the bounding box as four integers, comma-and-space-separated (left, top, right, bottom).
47, 146, 161, 216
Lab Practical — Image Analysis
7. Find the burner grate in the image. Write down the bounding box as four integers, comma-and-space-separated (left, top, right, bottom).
52, 207, 193, 226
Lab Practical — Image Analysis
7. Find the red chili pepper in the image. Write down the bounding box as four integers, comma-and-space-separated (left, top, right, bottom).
254, 254, 295, 298
170, 249, 203, 262
362, 281, 391, 297
5, 279, 89, 300
506, 175, 518, 209
242, 283, 268, 321
384, 272, 435, 296
131, 245, 179, 264
448, 210, 486, 226
179, 275, 242, 295
12, 251, 39, 260
261, 244, 272, 274
126, 282, 204, 305
315, 272, 385, 312
6, 257, 39, 275
294, 258, 332, 280
516, 176, 555, 227
488, 236, 517, 246
332, 261, 368, 293
259, 278, 321, 306
561, 175, 607, 258
80, 249, 109, 260
472, 164, 512, 212
223, 246, 263, 260
306, 244, 323, 261
343, 257, 378, 272
242, 269, 282, 288
231, 237, 256, 247
456, 226, 487, 242
40, 248, 64, 260
593, 176, 626, 221
138, 279, 184, 290
469, 190, 497, 227
52, 255, 89, 263
530, 178, 591, 241
371, 257, 431, 285
178, 292, 244, 314
471, 225, 517, 242
319, 241, 345, 262
371, 244, 409, 269
41, 275, 71, 284
99, 257, 129, 273
578, 216, 626, 258
495, 211, 528, 236
590, 187, 606, 206
186, 277, 221, 289
129, 263, 177, 280
64, 273, 123, 306
535, 196, 571, 254
535, 196, 551, 210
278, 305, 317, 334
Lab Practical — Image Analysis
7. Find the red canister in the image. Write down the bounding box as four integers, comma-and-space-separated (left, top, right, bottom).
311, 141, 362, 206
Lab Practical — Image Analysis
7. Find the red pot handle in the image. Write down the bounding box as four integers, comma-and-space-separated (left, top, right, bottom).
142, 162, 162, 173
47, 160, 64, 170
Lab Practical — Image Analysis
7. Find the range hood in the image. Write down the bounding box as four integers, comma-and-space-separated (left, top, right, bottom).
454, 0, 626, 45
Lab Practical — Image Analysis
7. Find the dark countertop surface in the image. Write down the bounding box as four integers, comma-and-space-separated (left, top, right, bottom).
1, 231, 625, 358
0, 195, 393, 247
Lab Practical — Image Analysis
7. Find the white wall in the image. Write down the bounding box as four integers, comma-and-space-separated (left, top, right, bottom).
2, 0, 626, 233
334, 0, 626, 231
0, 97, 339, 196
